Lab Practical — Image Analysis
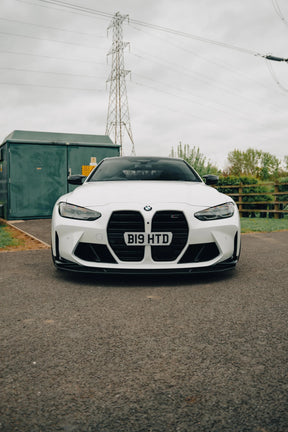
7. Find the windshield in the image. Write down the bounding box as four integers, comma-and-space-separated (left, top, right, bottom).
88, 157, 201, 182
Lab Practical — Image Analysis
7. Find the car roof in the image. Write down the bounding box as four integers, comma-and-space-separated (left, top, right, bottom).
102, 156, 185, 163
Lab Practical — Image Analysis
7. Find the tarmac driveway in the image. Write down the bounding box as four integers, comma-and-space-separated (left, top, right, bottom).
0, 223, 288, 432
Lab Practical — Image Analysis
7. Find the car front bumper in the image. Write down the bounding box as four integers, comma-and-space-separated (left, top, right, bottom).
51, 203, 241, 274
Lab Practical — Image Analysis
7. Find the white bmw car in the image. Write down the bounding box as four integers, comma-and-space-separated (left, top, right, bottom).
51, 156, 241, 274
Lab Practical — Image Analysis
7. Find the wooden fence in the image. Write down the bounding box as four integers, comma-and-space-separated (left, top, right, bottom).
216, 182, 288, 218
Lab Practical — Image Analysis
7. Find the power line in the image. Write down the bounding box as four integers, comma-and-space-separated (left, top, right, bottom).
15, 0, 288, 65
130, 24, 272, 90
0, 16, 105, 37
129, 48, 285, 113
34, 0, 114, 19
131, 80, 269, 130
129, 21, 288, 64
132, 80, 222, 125
5, 0, 288, 100
133, 73, 261, 123
265, 60, 288, 92
0, 30, 94, 47
16, 0, 111, 25
37, 0, 288, 69
271, 0, 288, 26
0, 82, 103, 91
130, 20, 260, 57
0, 49, 103, 64
21, 0, 280, 60
0, 66, 104, 79
38, 0, 253, 55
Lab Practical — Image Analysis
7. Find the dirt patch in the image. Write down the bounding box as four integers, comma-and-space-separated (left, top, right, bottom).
0, 223, 50, 253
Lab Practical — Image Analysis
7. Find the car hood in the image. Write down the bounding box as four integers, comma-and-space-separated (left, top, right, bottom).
62, 181, 231, 209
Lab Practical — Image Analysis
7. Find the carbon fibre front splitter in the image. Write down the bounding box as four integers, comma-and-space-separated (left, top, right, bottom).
52, 256, 237, 275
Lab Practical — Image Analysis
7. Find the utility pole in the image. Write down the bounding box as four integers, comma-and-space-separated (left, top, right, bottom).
105, 12, 136, 156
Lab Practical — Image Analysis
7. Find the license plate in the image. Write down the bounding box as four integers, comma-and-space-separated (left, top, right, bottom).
124, 232, 172, 246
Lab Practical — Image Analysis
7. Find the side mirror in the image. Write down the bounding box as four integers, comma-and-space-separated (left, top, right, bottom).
68, 175, 86, 185
203, 174, 219, 185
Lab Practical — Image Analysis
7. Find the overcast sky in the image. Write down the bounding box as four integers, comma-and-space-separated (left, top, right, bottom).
1, 0, 288, 169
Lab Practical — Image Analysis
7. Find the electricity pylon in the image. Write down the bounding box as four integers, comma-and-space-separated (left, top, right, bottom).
105, 12, 136, 156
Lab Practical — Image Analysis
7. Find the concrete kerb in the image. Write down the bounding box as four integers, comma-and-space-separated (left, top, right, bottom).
1, 218, 51, 248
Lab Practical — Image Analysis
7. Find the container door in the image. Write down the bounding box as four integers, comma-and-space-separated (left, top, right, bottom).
0, 144, 8, 218
9, 144, 67, 219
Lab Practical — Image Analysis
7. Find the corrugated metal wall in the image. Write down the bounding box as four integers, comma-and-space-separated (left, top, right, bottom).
0, 131, 119, 219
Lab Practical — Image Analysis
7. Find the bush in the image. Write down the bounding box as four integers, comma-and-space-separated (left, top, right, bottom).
278, 177, 288, 202
217, 176, 274, 217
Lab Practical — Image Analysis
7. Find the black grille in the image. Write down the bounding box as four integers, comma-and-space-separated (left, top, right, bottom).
74, 243, 116, 263
107, 211, 145, 261
151, 211, 188, 261
178, 243, 220, 264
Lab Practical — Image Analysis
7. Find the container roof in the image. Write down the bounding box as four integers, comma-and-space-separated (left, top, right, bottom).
2, 130, 119, 147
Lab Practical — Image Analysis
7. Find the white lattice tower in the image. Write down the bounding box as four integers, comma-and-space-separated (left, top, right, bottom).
105, 12, 136, 156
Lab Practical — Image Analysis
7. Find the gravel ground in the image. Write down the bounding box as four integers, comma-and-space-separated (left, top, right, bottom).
0, 231, 288, 432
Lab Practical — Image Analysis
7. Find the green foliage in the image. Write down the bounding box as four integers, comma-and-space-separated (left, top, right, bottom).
0, 222, 20, 248
218, 176, 288, 218
218, 175, 258, 186
170, 142, 219, 177
278, 177, 288, 203
217, 176, 274, 217
218, 175, 261, 196
226, 148, 281, 180
169, 144, 287, 180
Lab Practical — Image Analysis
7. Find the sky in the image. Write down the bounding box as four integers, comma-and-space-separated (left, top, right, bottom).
0, 0, 288, 169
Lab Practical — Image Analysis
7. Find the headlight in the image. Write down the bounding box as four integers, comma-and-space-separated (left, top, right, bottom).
194, 202, 235, 221
58, 202, 101, 221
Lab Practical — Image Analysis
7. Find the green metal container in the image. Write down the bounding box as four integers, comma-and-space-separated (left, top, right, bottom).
0, 130, 119, 220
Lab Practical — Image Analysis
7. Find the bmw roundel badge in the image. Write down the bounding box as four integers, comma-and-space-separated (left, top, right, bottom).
144, 205, 152, 211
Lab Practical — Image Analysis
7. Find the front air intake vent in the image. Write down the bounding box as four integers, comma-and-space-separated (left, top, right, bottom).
178, 243, 220, 264
74, 243, 116, 263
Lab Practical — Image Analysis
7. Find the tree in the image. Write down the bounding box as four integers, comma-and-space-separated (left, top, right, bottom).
226, 148, 281, 180
170, 142, 219, 177
260, 152, 280, 180
226, 149, 245, 177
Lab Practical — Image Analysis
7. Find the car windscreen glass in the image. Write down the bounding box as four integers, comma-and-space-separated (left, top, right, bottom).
88, 158, 201, 182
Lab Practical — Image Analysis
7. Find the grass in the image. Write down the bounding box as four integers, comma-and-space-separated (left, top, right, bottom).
0, 221, 22, 249
241, 217, 288, 233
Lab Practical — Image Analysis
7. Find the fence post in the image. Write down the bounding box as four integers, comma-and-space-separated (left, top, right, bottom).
274, 183, 279, 219
238, 183, 243, 216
